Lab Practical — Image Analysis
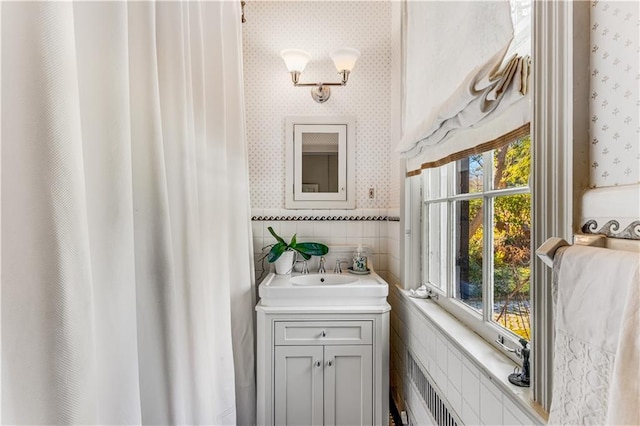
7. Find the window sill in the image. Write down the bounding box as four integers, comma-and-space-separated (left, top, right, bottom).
394, 285, 548, 424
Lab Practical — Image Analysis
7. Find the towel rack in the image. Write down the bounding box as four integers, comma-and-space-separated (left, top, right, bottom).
536, 233, 640, 268
536, 234, 607, 267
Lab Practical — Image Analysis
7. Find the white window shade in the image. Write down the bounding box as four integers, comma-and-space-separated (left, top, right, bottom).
398, 0, 531, 174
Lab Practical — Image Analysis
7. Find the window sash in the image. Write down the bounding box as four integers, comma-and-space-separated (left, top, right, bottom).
421, 147, 531, 348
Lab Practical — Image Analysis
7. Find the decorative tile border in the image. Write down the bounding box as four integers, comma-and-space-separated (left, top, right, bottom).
387, 216, 401, 222
581, 219, 640, 240
251, 215, 388, 221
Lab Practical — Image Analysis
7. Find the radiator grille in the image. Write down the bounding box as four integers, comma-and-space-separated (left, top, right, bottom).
407, 351, 458, 426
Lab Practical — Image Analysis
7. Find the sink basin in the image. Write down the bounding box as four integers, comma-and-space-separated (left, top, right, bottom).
258, 271, 388, 307
290, 274, 358, 286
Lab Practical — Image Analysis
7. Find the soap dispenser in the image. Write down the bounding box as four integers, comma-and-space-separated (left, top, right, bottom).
352, 243, 368, 272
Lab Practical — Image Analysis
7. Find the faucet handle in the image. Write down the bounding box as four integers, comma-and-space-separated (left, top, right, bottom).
295, 258, 310, 274
334, 259, 349, 274
318, 257, 326, 274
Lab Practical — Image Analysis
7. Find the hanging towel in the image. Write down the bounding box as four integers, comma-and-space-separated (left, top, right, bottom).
548, 245, 640, 425
606, 259, 640, 426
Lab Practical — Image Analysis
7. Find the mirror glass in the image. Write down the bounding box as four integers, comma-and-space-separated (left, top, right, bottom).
293, 124, 346, 203
285, 116, 355, 209
301, 132, 339, 193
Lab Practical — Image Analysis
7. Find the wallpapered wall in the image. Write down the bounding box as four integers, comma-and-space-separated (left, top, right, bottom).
242, 1, 396, 210
589, 0, 639, 188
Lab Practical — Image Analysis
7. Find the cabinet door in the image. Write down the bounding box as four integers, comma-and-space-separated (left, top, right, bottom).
274, 346, 324, 426
324, 345, 373, 426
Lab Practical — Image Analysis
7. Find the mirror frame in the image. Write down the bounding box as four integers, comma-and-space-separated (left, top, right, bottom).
285, 116, 356, 209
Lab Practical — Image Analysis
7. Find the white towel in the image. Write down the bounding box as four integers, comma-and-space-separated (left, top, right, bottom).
606, 260, 640, 426
548, 245, 640, 425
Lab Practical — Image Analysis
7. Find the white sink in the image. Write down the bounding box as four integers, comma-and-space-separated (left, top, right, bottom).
290, 274, 358, 286
259, 271, 388, 307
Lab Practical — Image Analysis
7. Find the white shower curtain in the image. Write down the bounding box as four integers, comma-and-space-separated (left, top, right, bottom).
1, 1, 255, 424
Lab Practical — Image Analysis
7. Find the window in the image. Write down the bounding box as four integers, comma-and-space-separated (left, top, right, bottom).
422, 136, 531, 343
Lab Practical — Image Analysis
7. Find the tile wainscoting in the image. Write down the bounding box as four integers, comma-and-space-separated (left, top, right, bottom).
389, 285, 546, 425
251, 208, 401, 283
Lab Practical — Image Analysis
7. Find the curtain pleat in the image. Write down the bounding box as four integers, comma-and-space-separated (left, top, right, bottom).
2, 1, 255, 424
2, 3, 98, 423
217, 3, 257, 423
74, 2, 142, 422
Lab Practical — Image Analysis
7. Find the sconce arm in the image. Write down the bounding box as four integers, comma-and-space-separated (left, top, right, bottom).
287, 70, 352, 104
294, 82, 344, 87
288, 70, 351, 87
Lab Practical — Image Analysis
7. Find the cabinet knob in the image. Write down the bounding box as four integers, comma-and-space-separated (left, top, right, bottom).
327, 360, 333, 367
321, 330, 326, 337
314, 361, 321, 368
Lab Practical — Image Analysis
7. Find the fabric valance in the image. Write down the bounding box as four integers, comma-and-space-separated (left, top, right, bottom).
398, 0, 531, 174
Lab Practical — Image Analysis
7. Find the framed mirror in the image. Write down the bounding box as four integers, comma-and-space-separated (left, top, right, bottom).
285, 116, 356, 209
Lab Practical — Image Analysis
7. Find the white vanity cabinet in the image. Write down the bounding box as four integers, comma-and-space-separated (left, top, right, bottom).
256, 307, 390, 426
273, 320, 374, 426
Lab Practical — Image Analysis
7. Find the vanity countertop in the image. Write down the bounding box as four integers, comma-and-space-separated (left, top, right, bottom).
258, 270, 389, 307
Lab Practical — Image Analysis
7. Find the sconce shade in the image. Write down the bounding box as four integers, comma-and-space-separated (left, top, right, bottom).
329, 48, 361, 72
281, 47, 360, 103
280, 49, 311, 72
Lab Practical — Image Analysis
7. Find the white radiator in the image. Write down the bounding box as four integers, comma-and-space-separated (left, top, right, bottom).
405, 351, 461, 426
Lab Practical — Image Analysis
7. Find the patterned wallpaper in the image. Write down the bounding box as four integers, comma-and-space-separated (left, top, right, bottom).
589, 0, 640, 187
242, 1, 394, 209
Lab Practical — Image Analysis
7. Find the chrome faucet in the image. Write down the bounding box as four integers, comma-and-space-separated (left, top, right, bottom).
318, 256, 326, 274
333, 259, 349, 274
295, 258, 310, 274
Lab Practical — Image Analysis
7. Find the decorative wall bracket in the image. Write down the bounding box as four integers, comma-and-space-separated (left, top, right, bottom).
581, 219, 640, 240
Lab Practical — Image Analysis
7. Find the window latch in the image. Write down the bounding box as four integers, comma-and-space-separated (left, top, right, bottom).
495, 335, 523, 358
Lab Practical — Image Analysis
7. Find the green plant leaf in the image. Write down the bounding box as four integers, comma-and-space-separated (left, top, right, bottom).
295, 242, 329, 256
289, 233, 297, 248
294, 250, 311, 260
267, 242, 287, 263
267, 226, 285, 245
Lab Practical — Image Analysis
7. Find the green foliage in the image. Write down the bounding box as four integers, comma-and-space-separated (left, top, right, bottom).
464, 136, 532, 338
495, 136, 531, 188
266, 226, 329, 263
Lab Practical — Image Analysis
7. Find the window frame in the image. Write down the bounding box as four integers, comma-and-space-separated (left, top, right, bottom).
420, 141, 531, 364
399, 1, 585, 410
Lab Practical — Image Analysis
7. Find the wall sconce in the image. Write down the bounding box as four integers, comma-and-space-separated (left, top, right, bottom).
280, 48, 361, 103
